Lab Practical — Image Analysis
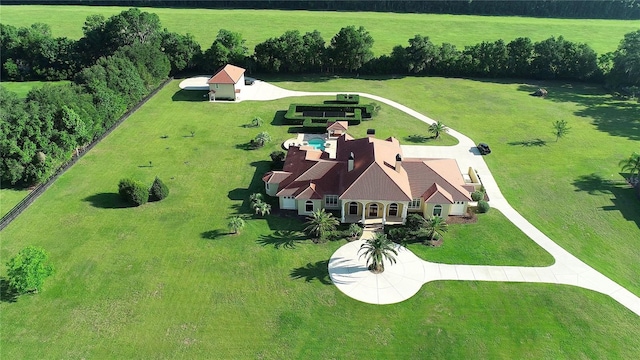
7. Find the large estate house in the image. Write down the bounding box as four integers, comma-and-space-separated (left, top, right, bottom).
262, 122, 481, 224
207, 64, 245, 101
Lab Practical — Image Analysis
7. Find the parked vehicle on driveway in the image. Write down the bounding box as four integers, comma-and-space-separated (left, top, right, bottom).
477, 143, 491, 155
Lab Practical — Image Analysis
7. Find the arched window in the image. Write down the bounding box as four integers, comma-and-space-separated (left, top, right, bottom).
433, 204, 442, 217
349, 202, 358, 215
389, 203, 398, 217
369, 203, 378, 217
305, 201, 314, 212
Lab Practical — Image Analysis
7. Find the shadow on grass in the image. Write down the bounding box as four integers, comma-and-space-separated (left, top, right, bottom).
235, 141, 258, 151
404, 134, 433, 143
256, 230, 307, 249
201, 229, 229, 240
0, 279, 18, 303
270, 110, 288, 126
507, 138, 547, 147
516, 83, 640, 141
83, 193, 130, 209
572, 173, 640, 228
257, 73, 405, 83
171, 89, 208, 102
290, 260, 331, 285
228, 161, 273, 213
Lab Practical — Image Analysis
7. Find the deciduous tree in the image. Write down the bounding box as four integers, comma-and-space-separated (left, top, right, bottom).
6, 246, 54, 294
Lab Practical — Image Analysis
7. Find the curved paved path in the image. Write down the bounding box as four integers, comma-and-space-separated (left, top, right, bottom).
238, 81, 640, 316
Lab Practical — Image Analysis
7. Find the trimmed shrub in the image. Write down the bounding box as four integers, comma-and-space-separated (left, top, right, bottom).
149, 177, 169, 201
471, 191, 484, 201
118, 178, 149, 206
405, 213, 425, 231
388, 227, 409, 242
348, 223, 363, 239
477, 200, 491, 213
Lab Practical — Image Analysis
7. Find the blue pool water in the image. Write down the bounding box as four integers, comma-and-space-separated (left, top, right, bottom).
307, 138, 326, 151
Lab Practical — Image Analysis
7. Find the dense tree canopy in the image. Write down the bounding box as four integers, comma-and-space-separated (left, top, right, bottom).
329, 26, 374, 72
609, 30, 640, 87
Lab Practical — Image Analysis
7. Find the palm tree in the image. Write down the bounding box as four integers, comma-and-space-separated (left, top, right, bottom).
423, 215, 448, 241
304, 209, 339, 240
429, 121, 448, 139
250, 193, 264, 206
552, 120, 570, 142
251, 116, 263, 127
254, 132, 272, 147
619, 152, 640, 183
358, 233, 398, 273
254, 201, 271, 217
227, 216, 245, 234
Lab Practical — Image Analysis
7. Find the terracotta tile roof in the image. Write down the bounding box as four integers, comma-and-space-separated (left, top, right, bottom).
327, 121, 349, 131
264, 133, 471, 205
207, 64, 245, 84
403, 159, 472, 202
422, 183, 454, 204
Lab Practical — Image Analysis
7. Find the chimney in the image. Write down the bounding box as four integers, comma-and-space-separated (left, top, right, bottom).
366, 129, 375, 137
395, 154, 402, 172
348, 152, 354, 172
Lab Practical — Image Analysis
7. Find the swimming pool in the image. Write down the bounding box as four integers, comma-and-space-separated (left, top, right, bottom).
307, 138, 326, 151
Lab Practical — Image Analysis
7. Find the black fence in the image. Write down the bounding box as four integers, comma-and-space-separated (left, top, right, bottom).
0, 77, 174, 231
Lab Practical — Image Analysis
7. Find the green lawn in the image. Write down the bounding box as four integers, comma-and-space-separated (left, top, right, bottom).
271, 76, 640, 297
2, 6, 639, 55
409, 210, 555, 266
0, 188, 29, 218
1, 80, 638, 358
0, 80, 70, 99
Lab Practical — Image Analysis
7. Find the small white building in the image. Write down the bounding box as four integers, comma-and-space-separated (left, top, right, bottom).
207, 64, 245, 101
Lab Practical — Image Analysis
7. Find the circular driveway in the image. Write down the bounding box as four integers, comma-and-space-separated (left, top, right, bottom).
328, 240, 426, 305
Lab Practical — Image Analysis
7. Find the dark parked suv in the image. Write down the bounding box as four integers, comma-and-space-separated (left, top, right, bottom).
477, 143, 491, 155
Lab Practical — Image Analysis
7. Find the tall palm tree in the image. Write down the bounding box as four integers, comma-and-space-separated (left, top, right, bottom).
423, 215, 448, 240
227, 216, 245, 234
619, 152, 640, 182
429, 121, 448, 139
358, 233, 398, 273
250, 193, 264, 206
304, 209, 339, 240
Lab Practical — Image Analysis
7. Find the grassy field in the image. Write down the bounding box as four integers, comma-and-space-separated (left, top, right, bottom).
1, 6, 639, 55
0, 80, 70, 99
409, 210, 554, 266
270, 75, 640, 297
2, 80, 639, 358
0, 188, 29, 218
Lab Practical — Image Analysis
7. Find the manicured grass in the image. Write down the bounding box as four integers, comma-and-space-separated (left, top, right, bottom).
408, 210, 555, 266
0, 80, 70, 98
271, 76, 640, 296
0, 188, 30, 218
2, 6, 639, 55
1, 81, 638, 358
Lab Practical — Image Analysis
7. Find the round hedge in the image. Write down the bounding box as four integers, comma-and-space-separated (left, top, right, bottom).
118, 178, 149, 206
471, 191, 484, 201
477, 200, 491, 213
149, 177, 169, 201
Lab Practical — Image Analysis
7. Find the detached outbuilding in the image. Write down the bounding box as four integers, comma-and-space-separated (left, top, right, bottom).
208, 64, 245, 101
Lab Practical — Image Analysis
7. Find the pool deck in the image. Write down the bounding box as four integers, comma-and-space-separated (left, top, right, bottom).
283, 134, 338, 159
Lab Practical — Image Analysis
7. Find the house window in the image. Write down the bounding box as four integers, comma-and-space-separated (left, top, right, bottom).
214, 84, 219, 89
266, 183, 270, 190
389, 203, 398, 217
433, 205, 442, 217
305, 201, 314, 212
369, 204, 378, 217
408, 198, 421, 209
349, 202, 358, 215
325, 195, 338, 207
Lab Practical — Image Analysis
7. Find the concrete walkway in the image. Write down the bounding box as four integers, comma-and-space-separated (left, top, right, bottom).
238, 81, 640, 316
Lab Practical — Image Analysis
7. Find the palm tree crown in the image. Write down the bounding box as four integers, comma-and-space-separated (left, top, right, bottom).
423, 216, 448, 240
304, 209, 339, 240
358, 233, 398, 273
429, 121, 448, 139
619, 152, 640, 182
227, 216, 245, 234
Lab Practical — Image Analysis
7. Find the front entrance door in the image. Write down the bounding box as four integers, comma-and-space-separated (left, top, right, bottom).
369, 204, 378, 217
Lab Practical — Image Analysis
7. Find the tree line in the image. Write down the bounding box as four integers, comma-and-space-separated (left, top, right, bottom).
3, 0, 639, 19
2, 8, 639, 187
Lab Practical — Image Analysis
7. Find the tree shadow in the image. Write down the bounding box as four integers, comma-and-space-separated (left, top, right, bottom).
171, 89, 208, 102
289, 260, 331, 285
516, 82, 640, 141
256, 230, 307, 249
235, 141, 258, 151
0, 278, 18, 303
200, 229, 229, 240
572, 173, 640, 228
83, 193, 130, 209
404, 134, 432, 143
228, 161, 272, 213
507, 138, 547, 147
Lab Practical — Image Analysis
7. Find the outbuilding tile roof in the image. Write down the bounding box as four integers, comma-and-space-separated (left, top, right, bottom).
207, 64, 245, 84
